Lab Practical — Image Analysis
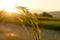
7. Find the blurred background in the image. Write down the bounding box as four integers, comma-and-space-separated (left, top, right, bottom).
0, 0, 60, 40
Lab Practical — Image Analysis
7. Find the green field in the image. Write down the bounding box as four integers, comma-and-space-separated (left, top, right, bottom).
0, 13, 60, 30
37, 16, 60, 30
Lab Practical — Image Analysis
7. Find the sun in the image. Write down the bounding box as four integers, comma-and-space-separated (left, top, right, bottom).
0, 0, 24, 13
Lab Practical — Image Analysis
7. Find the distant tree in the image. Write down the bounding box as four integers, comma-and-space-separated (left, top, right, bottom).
34, 13, 39, 16
40, 12, 53, 17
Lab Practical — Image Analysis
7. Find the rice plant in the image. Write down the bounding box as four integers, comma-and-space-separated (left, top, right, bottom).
16, 6, 41, 40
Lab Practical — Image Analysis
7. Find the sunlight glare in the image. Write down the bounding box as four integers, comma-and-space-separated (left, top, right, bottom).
0, 0, 24, 13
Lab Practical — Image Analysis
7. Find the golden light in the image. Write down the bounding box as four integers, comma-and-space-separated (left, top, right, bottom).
0, 0, 24, 13
7, 33, 17, 37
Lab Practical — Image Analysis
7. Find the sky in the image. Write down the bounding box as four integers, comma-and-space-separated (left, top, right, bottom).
21, 0, 60, 12
0, 0, 60, 12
